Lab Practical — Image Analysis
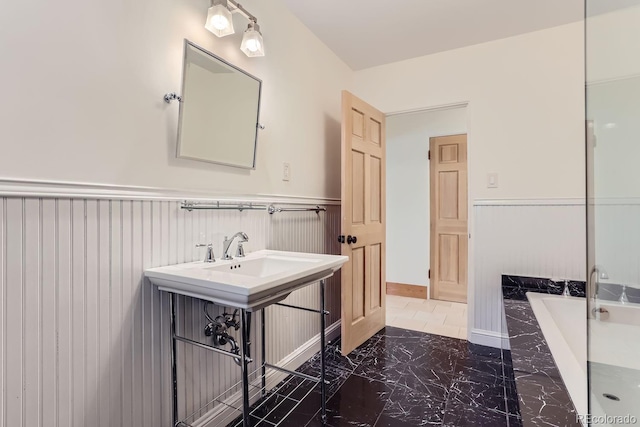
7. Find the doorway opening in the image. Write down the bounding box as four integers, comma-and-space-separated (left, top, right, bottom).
384, 106, 469, 339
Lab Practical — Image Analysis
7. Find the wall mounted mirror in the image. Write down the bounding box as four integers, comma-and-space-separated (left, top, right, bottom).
176, 40, 262, 169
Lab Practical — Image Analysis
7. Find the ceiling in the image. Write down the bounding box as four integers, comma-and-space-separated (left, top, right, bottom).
282, 0, 639, 70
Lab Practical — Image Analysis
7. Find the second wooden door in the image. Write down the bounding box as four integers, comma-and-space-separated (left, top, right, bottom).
430, 134, 468, 303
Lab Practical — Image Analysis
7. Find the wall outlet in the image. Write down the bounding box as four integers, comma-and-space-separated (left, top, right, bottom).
282, 162, 291, 181
487, 173, 499, 189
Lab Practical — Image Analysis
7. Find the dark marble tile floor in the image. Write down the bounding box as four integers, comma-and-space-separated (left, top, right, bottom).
228, 326, 521, 427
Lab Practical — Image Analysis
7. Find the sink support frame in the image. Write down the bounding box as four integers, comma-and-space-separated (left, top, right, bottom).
168, 279, 329, 427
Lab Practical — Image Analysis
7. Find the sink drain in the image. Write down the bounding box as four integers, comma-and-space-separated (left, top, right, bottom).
603, 393, 620, 401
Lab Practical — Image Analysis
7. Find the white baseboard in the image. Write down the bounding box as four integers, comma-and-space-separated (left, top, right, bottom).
192, 321, 342, 427
469, 328, 510, 349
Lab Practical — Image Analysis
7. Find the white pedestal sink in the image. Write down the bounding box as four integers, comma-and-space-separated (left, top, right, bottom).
145, 249, 348, 311
145, 249, 348, 427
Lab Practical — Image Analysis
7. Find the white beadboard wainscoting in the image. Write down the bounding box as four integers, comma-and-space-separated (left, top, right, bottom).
0, 196, 341, 427
470, 200, 587, 348
592, 200, 640, 287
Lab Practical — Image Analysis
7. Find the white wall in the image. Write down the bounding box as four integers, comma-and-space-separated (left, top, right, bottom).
586, 5, 640, 83
0, 0, 352, 199
354, 22, 586, 202
386, 107, 467, 287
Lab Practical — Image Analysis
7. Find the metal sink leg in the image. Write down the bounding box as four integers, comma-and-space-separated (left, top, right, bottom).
240, 309, 251, 427
320, 279, 327, 424
170, 293, 179, 427
261, 308, 266, 398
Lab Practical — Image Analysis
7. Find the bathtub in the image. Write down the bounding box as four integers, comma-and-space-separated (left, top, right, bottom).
527, 292, 640, 426
526, 293, 588, 417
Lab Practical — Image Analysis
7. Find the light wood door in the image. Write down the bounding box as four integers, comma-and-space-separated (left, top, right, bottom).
430, 134, 468, 303
340, 91, 386, 356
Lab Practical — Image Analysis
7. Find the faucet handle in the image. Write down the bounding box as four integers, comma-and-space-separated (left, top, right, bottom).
196, 243, 215, 263
236, 242, 246, 258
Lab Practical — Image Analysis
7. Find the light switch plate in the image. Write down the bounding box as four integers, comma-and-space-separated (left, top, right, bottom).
283, 162, 291, 181
487, 173, 498, 188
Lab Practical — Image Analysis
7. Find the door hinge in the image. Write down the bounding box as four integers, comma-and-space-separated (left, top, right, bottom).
428, 269, 431, 279
428, 150, 431, 160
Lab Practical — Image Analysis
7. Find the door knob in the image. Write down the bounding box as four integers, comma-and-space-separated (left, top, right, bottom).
338, 235, 345, 244
347, 235, 357, 244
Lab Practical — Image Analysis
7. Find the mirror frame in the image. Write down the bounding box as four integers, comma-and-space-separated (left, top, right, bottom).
176, 39, 263, 169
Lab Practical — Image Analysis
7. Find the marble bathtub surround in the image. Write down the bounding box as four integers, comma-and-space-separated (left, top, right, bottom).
502, 275, 586, 300
229, 326, 522, 427
502, 275, 581, 427
502, 274, 640, 304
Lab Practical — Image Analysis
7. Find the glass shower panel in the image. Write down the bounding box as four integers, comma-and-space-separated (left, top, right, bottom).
586, 1, 640, 426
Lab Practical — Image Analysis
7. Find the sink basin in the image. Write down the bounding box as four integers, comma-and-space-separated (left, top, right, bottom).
205, 254, 322, 278
145, 250, 348, 311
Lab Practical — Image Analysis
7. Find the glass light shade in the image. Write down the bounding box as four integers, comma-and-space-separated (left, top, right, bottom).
240, 25, 265, 57
205, 4, 234, 37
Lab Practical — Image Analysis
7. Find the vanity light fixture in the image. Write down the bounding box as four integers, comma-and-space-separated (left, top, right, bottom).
205, 0, 235, 37
240, 20, 265, 57
204, 0, 265, 57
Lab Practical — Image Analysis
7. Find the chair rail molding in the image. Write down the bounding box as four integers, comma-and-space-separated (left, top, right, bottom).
0, 177, 341, 205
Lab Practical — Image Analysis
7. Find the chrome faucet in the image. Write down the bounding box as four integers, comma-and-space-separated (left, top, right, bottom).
222, 232, 249, 260
195, 243, 215, 263
562, 280, 571, 297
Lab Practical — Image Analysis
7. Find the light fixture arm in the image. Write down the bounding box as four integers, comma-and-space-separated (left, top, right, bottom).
227, 0, 258, 25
